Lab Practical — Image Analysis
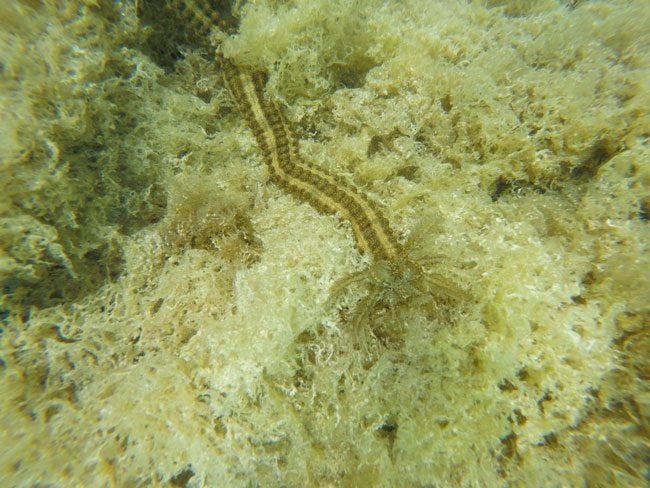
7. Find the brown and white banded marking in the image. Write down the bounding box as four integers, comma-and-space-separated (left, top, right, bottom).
221, 57, 402, 263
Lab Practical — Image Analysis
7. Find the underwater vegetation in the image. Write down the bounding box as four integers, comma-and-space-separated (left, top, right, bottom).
1, 0, 649, 486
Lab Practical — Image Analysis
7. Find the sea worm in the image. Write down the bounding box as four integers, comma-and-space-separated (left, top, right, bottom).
220, 57, 403, 263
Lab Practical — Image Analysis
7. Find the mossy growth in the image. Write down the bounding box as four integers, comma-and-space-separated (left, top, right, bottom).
1, 0, 649, 486
0, 0, 167, 309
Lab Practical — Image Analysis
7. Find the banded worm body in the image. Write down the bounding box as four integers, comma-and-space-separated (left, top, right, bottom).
168, 1, 405, 265
136, 0, 466, 338
220, 58, 402, 263
220, 56, 467, 332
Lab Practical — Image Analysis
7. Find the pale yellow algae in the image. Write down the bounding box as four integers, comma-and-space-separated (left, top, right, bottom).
0, 0, 648, 486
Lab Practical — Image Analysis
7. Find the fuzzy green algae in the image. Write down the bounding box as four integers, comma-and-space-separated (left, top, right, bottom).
1, 0, 649, 486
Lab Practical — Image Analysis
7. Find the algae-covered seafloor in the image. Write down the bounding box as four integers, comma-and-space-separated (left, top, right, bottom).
1, 0, 648, 486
